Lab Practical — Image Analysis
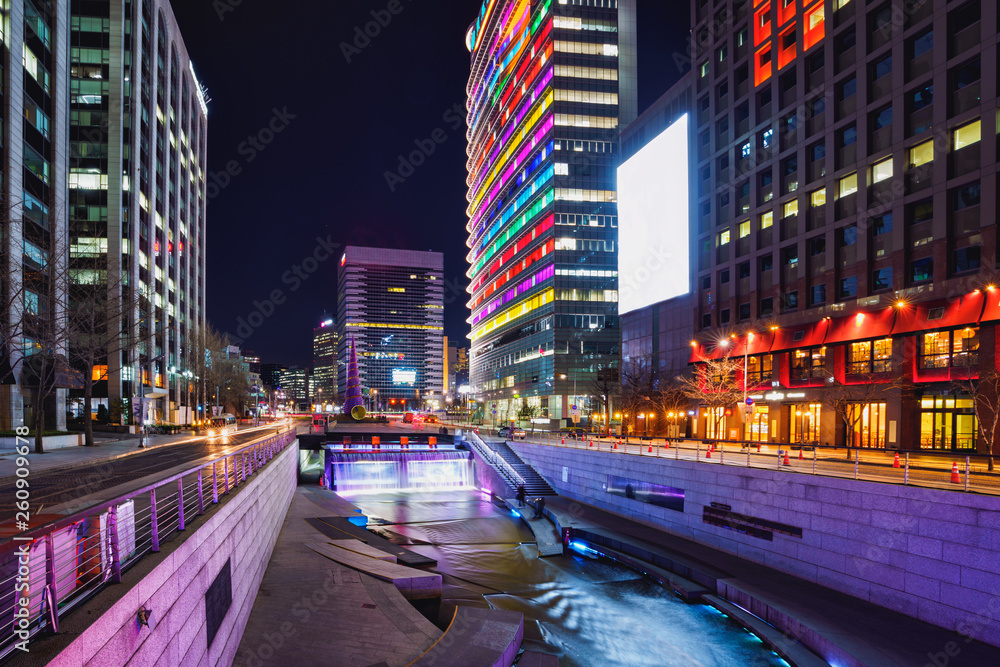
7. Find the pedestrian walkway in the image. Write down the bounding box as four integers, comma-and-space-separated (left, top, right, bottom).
543, 496, 1000, 667
234, 488, 442, 667
502, 498, 562, 556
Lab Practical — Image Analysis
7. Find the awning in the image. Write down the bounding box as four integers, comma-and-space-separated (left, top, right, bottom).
771, 320, 831, 352
825, 307, 895, 343
894, 293, 985, 334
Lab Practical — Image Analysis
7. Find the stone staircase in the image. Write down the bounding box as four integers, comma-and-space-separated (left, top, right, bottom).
490, 440, 556, 497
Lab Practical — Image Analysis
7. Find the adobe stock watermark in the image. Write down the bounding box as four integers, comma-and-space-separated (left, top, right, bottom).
207, 107, 297, 201
228, 236, 340, 345
384, 102, 465, 192
340, 0, 415, 64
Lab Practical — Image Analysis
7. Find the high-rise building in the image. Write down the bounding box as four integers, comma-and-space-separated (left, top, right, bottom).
258, 363, 287, 392
69, 0, 208, 425
312, 318, 338, 408
0, 1, 73, 430
464, 0, 637, 425
278, 366, 309, 407
444, 338, 469, 399
623, 0, 1000, 454
337, 246, 444, 410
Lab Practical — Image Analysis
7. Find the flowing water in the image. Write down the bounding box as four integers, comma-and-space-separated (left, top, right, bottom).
345, 489, 793, 667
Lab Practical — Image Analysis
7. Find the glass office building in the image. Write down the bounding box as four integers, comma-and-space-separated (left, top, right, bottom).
464, 0, 637, 425
69, 0, 208, 424
337, 246, 444, 410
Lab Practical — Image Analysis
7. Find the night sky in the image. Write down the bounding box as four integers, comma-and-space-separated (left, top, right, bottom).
169, 0, 690, 367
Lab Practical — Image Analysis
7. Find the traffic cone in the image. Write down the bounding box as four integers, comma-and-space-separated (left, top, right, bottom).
757, 443, 761, 453
648, 444, 653, 453
319, 475, 325, 488
951, 462, 961, 484
706, 447, 712, 458
614, 440, 619, 449
799, 448, 804, 460
561, 437, 565, 444
893, 452, 900, 468
783, 450, 791, 466
589, 439, 594, 447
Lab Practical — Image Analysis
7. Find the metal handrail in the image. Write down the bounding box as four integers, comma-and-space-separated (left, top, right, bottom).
467, 430, 526, 487
0, 426, 297, 661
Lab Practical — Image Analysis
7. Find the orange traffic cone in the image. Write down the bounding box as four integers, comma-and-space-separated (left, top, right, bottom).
706, 448, 712, 458
614, 440, 619, 450
783, 450, 791, 466
319, 475, 325, 488
893, 452, 900, 469
589, 439, 594, 447
648, 444, 653, 453
561, 437, 566, 444
799, 448, 804, 460
951, 462, 961, 484
757, 443, 761, 453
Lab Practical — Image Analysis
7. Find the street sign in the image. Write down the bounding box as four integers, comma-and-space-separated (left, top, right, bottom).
745, 397, 754, 405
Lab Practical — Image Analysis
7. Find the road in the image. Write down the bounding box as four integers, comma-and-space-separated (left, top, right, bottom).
0, 424, 286, 514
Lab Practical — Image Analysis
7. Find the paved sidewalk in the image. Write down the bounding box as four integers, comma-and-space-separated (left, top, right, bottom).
544, 495, 1000, 667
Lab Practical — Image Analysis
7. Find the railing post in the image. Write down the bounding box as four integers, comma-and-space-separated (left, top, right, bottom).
223, 457, 230, 495
746, 445, 750, 468
696, 441, 700, 461
108, 503, 122, 582
854, 449, 859, 480
720, 442, 724, 465
178, 478, 186, 531
212, 462, 219, 503
812, 448, 817, 475
965, 456, 970, 492
197, 469, 205, 514
904, 452, 909, 485
44, 532, 59, 632
150, 490, 160, 552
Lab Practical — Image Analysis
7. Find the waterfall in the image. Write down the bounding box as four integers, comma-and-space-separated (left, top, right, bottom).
328, 451, 475, 494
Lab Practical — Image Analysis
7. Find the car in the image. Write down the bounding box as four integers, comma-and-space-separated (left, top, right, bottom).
498, 425, 512, 437
566, 427, 587, 438
403, 412, 414, 423
511, 428, 526, 440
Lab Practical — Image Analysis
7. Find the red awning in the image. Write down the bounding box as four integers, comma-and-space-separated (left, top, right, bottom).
978, 292, 1000, 325
771, 320, 830, 352
825, 307, 895, 344
893, 293, 985, 335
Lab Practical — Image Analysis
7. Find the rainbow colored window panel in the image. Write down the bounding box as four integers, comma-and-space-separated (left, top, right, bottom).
754, 2, 772, 46
803, 2, 825, 51
755, 44, 773, 86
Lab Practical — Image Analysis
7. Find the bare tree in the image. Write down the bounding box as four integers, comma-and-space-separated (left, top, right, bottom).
651, 378, 690, 438
679, 353, 745, 441
820, 370, 908, 454
953, 350, 999, 471
589, 366, 618, 436
619, 356, 653, 442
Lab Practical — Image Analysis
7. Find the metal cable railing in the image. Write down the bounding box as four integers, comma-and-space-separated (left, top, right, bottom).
467, 430, 526, 488
512, 432, 1000, 495
0, 426, 297, 661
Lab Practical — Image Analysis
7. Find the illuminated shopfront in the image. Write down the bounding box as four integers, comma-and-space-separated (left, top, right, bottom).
847, 402, 887, 448
789, 403, 821, 443
743, 405, 769, 442
919, 396, 976, 450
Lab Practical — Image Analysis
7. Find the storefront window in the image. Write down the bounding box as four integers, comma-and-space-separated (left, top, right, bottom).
746, 354, 772, 385
744, 405, 769, 442
848, 338, 893, 374
789, 403, 821, 443
919, 328, 978, 369
791, 347, 826, 380
919, 396, 976, 450
704, 406, 727, 439
847, 402, 886, 447
848, 341, 871, 374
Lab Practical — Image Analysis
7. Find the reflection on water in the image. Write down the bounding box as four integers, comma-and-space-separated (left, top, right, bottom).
351, 490, 791, 667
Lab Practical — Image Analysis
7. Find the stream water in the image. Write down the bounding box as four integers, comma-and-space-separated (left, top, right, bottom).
344, 489, 792, 667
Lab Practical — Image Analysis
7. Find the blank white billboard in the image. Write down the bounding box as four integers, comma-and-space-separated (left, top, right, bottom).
617, 113, 690, 315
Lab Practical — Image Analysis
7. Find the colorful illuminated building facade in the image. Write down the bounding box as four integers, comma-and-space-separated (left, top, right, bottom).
464, 0, 637, 424
675, 0, 1000, 453
336, 246, 444, 411
313, 318, 338, 408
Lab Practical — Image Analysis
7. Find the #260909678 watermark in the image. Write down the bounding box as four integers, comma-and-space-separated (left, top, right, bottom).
11, 425, 33, 653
